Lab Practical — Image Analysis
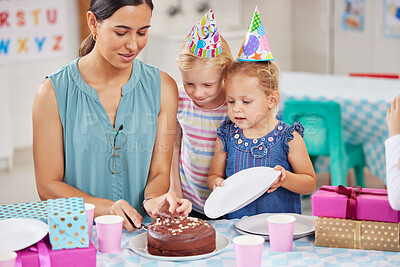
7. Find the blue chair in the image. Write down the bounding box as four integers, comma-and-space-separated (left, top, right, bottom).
283, 100, 365, 187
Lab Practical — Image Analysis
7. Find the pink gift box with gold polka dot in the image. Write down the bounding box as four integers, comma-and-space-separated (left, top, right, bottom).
315, 217, 400, 252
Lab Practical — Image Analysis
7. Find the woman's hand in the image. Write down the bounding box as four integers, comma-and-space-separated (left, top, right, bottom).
387, 94, 400, 137
267, 165, 286, 193
108, 199, 143, 231
210, 177, 225, 191
143, 192, 192, 219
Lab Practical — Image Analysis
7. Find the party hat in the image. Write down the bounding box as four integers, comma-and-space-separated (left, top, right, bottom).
237, 7, 273, 61
187, 9, 222, 58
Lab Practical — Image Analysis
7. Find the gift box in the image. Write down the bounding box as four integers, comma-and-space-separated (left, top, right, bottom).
47, 198, 89, 250
0, 200, 48, 222
311, 185, 400, 223
315, 217, 400, 252
16, 235, 96, 267
0, 197, 90, 250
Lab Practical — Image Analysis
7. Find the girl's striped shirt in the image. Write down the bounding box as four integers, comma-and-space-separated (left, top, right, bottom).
177, 86, 228, 213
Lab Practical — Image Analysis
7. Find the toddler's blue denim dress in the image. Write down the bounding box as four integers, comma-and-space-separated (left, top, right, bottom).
217, 119, 304, 219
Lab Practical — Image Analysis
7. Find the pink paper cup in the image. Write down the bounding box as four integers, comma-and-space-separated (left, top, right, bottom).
94, 215, 124, 253
0, 251, 17, 267
84, 203, 95, 238
267, 214, 296, 252
233, 235, 264, 267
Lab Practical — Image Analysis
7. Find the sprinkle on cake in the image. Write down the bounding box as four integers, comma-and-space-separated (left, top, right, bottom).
147, 212, 216, 256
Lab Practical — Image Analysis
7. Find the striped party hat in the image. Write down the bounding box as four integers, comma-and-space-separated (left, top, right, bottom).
187, 9, 222, 58
237, 7, 273, 61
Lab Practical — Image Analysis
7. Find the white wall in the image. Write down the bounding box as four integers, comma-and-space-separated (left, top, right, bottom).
294, 0, 400, 75
3, 1, 80, 150
294, 0, 332, 73
0, 65, 13, 170
333, 0, 400, 75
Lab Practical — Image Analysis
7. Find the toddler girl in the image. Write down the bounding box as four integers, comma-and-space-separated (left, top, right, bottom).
208, 7, 316, 219
170, 10, 234, 219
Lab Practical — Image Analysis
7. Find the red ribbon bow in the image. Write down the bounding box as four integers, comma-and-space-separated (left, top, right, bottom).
335, 185, 362, 220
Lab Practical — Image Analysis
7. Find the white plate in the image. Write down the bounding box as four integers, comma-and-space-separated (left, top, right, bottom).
234, 226, 271, 240
0, 218, 48, 251
234, 225, 310, 241
128, 232, 229, 261
204, 167, 280, 218
235, 213, 316, 240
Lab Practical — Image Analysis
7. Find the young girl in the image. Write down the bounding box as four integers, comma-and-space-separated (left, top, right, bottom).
208, 60, 316, 219
170, 10, 234, 219
208, 8, 316, 219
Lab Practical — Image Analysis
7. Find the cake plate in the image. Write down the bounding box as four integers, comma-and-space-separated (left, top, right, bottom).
128, 232, 229, 261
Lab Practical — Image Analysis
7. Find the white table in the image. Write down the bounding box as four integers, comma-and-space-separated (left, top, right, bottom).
94, 219, 400, 266
279, 71, 400, 183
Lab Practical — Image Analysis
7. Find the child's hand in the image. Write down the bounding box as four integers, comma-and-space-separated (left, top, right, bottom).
211, 177, 225, 191
268, 165, 286, 193
387, 94, 400, 137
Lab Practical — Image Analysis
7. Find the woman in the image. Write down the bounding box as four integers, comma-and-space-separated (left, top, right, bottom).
32, 0, 191, 231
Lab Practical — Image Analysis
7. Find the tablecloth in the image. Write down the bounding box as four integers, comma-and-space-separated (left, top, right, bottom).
94, 219, 400, 266
279, 72, 400, 183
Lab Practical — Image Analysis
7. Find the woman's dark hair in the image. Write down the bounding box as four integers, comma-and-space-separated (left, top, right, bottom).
79, 0, 154, 57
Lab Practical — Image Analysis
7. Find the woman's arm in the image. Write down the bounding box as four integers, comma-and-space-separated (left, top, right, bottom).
33, 79, 143, 231
386, 94, 400, 210
170, 122, 183, 198
388, 94, 400, 138
282, 131, 317, 195
32, 79, 115, 216
143, 71, 192, 217
386, 135, 400, 210
207, 138, 227, 190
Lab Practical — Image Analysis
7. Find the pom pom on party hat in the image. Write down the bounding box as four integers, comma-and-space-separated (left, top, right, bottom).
187, 9, 222, 58
237, 7, 273, 61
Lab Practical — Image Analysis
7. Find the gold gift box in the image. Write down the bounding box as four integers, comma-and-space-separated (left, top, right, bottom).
315, 217, 400, 252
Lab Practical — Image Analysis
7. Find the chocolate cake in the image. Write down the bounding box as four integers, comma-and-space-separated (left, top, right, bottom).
147, 212, 216, 256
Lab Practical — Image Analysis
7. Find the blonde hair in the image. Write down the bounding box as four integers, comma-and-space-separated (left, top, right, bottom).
225, 61, 280, 96
178, 35, 234, 74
